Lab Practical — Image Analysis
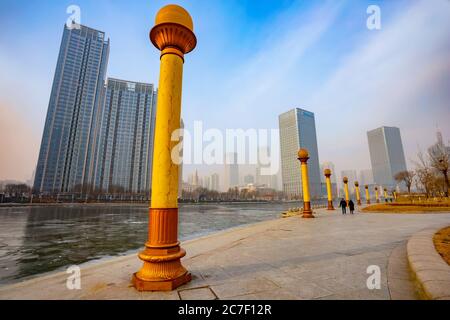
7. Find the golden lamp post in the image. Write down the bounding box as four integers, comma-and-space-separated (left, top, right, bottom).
354, 181, 361, 206
343, 177, 350, 205
132, 4, 197, 291
324, 169, 335, 210
365, 185, 371, 205
375, 186, 380, 203
298, 149, 314, 218
384, 188, 388, 202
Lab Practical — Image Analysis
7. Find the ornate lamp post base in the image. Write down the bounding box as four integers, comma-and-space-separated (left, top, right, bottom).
302, 202, 314, 218
132, 270, 191, 292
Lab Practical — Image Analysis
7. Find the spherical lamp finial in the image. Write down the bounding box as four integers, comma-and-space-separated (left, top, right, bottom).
155, 4, 194, 32
297, 149, 309, 162
324, 168, 332, 177
355, 181, 359, 187
343, 177, 348, 183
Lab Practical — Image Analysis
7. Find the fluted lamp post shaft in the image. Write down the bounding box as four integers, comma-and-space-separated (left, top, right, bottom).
132, 4, 197, 291
298, 149, 314, 218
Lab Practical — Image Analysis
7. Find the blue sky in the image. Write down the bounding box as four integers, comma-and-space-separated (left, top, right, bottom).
0, 0, 449, 182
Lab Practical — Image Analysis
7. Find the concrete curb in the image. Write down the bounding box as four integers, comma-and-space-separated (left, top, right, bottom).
406, 226, 450, 300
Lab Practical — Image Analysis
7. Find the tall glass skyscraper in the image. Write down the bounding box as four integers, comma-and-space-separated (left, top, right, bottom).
279, 108, 322, 199
34, 24, 110, 193
367, 126, 407, 188
92, 78, 157, 194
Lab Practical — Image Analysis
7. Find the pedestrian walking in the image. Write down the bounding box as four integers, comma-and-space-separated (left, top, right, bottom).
348, 199, 355, 214
339, 198, 347, 214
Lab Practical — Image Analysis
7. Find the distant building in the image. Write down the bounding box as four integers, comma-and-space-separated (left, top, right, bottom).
92, 78, 157, 193
279, 108, 321, 199
210, 173, 220, 191
359, 169, 374, 186
34, 24, 110, 193
224, 153, 239, 191
367, 126, 407, 188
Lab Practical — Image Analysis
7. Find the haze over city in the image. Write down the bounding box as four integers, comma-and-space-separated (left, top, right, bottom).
1, 0, 449, 183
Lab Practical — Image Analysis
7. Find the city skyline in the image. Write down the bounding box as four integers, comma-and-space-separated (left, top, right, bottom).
1, 0, 450, 183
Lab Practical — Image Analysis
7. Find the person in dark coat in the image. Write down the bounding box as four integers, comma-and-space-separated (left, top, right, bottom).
348, 200, 355, 214
339, 198, 347, 214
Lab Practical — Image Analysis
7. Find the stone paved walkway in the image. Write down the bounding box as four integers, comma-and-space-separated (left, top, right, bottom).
1, 209, 449, 300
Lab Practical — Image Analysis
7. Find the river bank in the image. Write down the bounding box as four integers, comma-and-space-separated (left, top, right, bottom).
1, 209, 449, 299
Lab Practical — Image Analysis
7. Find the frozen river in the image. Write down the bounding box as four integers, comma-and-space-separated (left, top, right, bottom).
0, 202, 296, 284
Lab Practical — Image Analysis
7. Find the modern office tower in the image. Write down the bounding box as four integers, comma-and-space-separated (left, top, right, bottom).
279, 108, 322, 199
92, 78, 157, 193
210, 173, 220, 191
34, 24, 110, 193
359, 169, 374, 186
224, 152, 239, 190
367, 126, 408, 188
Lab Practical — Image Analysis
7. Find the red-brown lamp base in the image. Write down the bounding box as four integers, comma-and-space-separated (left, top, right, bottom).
302, 202, 315, 218
327, 200, 335, 210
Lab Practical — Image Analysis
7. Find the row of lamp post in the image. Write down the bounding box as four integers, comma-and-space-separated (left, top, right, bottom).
132, 4, 398, 292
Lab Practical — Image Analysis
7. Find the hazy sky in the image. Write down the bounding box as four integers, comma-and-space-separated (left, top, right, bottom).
0, 0, 449, 182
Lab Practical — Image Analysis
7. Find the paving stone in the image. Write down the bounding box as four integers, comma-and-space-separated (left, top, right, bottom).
179, 287, 217, 300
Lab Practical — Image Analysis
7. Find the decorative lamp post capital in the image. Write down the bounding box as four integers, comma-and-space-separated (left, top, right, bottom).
365, 185, 369, 189
354, 181, 359, 187
297, 149, 309, 163
150, 4, 197, 60
324, 168, 332, 178
343, 177, 348, 184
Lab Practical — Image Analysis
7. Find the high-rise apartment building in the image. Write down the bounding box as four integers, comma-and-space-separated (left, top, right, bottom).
34, 24, 110, 193
279, 108, 321, 199
92, 78, 157, 193
367, 126, 407, 187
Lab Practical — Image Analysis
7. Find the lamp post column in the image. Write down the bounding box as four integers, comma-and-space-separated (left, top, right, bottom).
132, 4, 197, 292
298, 149, 314, 218
355, 181, 361, 206
365, 185, 371, 205
375, 187, 380, 203
324, 169, 334, 210
343, 177, 350, 206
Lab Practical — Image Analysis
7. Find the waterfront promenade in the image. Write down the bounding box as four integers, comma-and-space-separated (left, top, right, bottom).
1, 209, 449, 300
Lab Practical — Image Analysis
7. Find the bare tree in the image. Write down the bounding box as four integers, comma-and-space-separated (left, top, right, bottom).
414, 151, 435, 198
428, 143, 450, 197
394, 171, 415, 194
